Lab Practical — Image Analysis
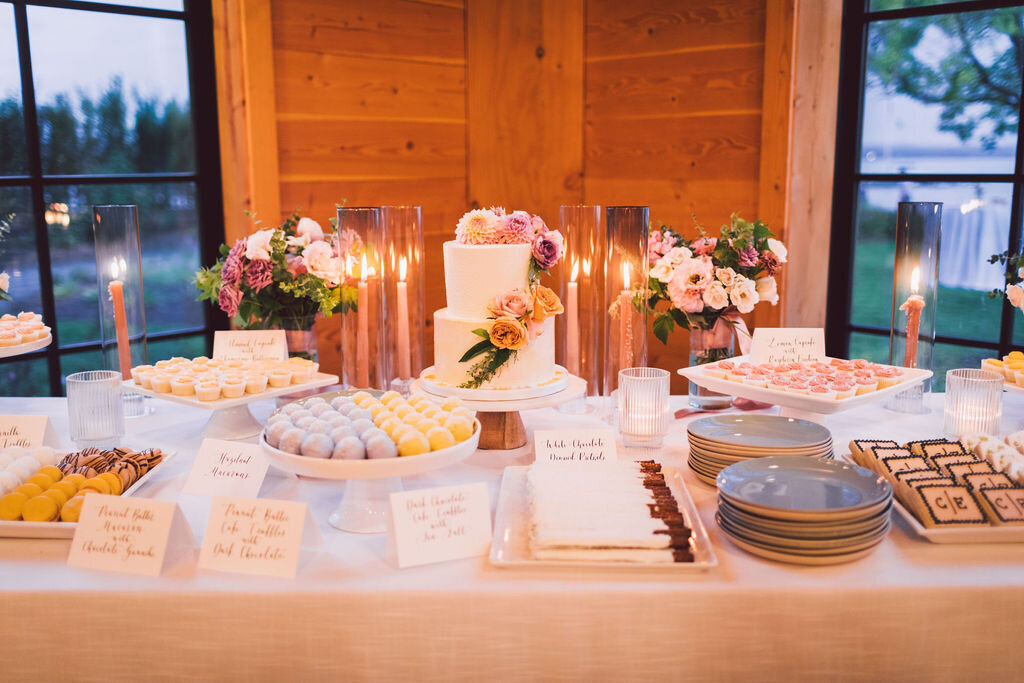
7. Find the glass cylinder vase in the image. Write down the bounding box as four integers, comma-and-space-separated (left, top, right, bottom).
559, 204, 602, 403
688, 324, 735, 410
603, 206, 649, 396
887, 201, 941, 414
337, 206, 385, 389
92, 205, 148, 418
381, 205, 425, 395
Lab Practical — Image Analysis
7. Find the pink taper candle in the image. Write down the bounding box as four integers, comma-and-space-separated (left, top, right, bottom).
396, 256, 411, 379
108, 280, 132, 380
357, 253, 370, 388
619, 262, 633, 373
566, 259, 579, 376
900, 266, 925, 368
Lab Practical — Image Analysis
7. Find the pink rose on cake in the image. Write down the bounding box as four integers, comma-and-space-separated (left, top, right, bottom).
487, 289, 531, 319
531, 230, 563, 270
456, 209, 503, 244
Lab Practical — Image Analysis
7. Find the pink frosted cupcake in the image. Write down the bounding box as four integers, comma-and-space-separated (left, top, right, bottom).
874, 366, 902, 389
756, 363, 777, 374
808, 384, 836, 400
728, 367, 751, 383
852, 358, 872, 369
787, 381, 811, 395
703, 362, 728, 379
832, 381, 855, 400
768, 375, 791, 392
744, 373, 768, 388
855, 376, 878, 395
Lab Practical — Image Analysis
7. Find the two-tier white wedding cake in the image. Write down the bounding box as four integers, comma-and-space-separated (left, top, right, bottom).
428, 208, 565, 392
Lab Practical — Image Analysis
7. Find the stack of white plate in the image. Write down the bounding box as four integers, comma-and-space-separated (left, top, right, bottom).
715, 456, 893, 565
686, 414, 833, 486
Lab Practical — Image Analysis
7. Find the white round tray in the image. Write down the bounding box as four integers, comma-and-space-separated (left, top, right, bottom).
418, 365, 570, 401
411, 374, 586, 413
0, 334, 52, 358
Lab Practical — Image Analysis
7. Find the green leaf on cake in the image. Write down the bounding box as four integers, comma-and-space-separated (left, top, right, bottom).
459, 339, 494, 363
471, 328, 490, 339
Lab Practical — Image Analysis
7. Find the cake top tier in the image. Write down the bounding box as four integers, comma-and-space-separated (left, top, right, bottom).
443, 241, 532, 318
456, 207, 547, 246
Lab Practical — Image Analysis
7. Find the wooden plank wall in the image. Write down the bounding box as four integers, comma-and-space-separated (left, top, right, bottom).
218, 0, 789, 391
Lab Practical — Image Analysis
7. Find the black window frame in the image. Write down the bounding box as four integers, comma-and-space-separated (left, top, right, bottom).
827, 0, 1024, 363
0, 0, 226, 396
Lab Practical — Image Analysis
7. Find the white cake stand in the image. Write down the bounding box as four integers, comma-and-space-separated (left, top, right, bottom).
0, 334, 52, 358
412, 371, 586, 449
260, 413, 482, 534
124, 373, 339, 440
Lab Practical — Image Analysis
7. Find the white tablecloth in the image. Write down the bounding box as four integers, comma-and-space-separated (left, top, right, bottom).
2, 393, 1024, 682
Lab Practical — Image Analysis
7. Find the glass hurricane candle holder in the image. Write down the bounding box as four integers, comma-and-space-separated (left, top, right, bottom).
603, 206, 649, 396
92, 205, 149, 418
381, 205, 425, 395
337, 206, 385, 389
887, 201, 941, 414
617, 367, 670, 448
944, 369, 1003, 437
558, 204, 602, 413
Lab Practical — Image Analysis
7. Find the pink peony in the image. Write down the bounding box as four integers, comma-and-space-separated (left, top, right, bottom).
500, 211, 534, 244
296, 217, 324, 242
531, 214, 548, 235
674, 255, 714, 291
487, 289, 531, 319
245, 258, 274, 292
737, 245, 758, 268
303, 240, 342, 285
286, 254, 307, 278
531, 230, 564, 269
667, 280, 704, 314
691, 237, 717, 256
218, 283, 243, 318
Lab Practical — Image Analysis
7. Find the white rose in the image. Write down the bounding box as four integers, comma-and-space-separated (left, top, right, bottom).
650, 259, 675, 284
302, 241, 341, 286
730, 276, 760, 314
716, 267, 737, 288
755, 276, 779, 306
245, 228, 276, 261
1008, 284, 1024, 311
767, 238, 788, 263
0, 271, 8, 293
286, 234, 311, 249
702, 282, 729, 310
296, 217, 325, 242
664, 246, 692, 267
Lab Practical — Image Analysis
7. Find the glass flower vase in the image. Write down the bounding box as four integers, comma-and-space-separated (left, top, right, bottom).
277, 314, 318, 363
687, 325, 734, 410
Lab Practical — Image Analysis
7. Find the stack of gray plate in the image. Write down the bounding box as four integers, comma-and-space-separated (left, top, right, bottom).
687, 414, 833, 486
716, 456, 893, 565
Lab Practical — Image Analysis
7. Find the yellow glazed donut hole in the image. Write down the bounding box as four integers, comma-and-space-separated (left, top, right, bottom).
393, 404, 416, 420
401, 412, 422, 426
373, 410, 395, 427
440, 397, 462, 412
407, 394, 429, 407
380, 390, 403, 406
391, 424, 414, 442
426, 426, 455, 451
368, 403, 390, 419
397, 431, 430, 457
380, 417, 404, 438
351, 391, 375, 407
445, 416, 475, 443
414, 418, 440, 435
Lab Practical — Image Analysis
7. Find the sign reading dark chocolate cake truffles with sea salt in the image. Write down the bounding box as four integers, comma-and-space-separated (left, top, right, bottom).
534, 429, 617, 465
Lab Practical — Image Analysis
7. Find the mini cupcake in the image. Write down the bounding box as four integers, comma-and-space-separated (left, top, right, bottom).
193, 355, 210, 365
728, 367, 751, 383
744, 374, 768, 388
130, 364, 154, 387
16, 311, 38, 322
874, 366, 903, 389
702, 362, 728, 379
221, 377, 246, 398
809, 362, 830, 373
768, 375, 791, 392
154, 359, 174, 370
195, 381, 221, 402
170, 377, 196, 397
267, 369, 292, 388
982, 358, 1002, 374
225, 360, 246, 370
852, 358, 872, 369
0, 313, 15, 322
205, 359, 224, 370
807, 384, 836, 400
245, 374, 269, 394
855, 376, 878, 395
787, 381, 810, 395
15, 325, 40, 342
831, 381, 855, 400
150, 373, 173, 393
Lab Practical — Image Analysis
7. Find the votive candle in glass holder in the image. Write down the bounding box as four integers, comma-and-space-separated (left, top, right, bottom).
944, 369, 1003, 437
558, 204, 602, 412
381, 205, 425, 395
337, 206, 385, 389
618, 367, 670, 448
887, 201, 941, 414
92, 205, 148, 418
603, 206, 649, 396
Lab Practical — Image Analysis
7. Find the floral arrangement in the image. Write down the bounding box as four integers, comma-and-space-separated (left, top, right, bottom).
989, 248, 1024, 314
0, 213, 11, 303
194, 211, 358, 330
454, 207, 565, 388
646, 213, 785, 363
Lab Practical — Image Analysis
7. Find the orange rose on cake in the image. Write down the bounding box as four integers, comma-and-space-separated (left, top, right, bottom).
531, 285, 564, 322
488, 317, 529, 350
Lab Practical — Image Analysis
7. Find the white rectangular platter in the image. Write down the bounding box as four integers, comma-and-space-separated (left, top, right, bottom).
124, 373, 339, 410
677, 355, 932, 415
0, 449, 176, 540
891, 496, 1024, 544
489, 465, 717, 572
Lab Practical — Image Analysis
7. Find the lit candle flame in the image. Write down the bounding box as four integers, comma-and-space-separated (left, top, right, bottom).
582, 257, 591, 277
911, 266, 920, 294
399, 256, 408, 282
109, 258, 119, 279
570, 259, 579, 282
622, 261, 631, 290
360, 253, 368, 282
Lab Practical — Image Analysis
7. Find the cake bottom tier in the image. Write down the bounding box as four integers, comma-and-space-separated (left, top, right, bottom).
433, 309, 555, 389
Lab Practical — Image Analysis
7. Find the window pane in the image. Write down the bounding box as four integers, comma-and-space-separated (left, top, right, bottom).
0, 356, 50, 397
45, 182, 203, 346
852, 182, 1009, 343
862, 8, 1020, 174
28, 6, 193, 174
870, 1, 980, 10
0, 187, 44, 319
146, 334, 206, 365
0, 4, 26, 176
59, 348, 105, 390
84, 1, 183, 10
849, 332, 990, 391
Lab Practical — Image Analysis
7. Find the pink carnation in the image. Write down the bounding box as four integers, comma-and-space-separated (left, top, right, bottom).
245, 258, 274, 292
738, 245, 758, 268
692, 237, 717, 256
218, 283, 243, 318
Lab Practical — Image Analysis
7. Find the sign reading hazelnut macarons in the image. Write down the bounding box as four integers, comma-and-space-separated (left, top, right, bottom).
182, 439, 269, 499
212, 330, 287, 362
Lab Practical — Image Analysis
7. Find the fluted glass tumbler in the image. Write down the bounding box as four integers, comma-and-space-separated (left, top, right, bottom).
66, 370, 124, 449
618, 367, 670, 448
944, 369, 1002, 437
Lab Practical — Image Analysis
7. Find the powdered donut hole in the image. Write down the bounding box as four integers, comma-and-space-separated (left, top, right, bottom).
265, 420, 291, 448
281, 403, 304, 416
303, 397, 327, 409
350, 418, 375, 438
330, 425, 357, 443
365, 435, 398, 459
348, 408, 373, 422
323, 412, 351, 428
308, 403, 332, 417
332, 436, 365, 460
360, 427, 389, 444
306, 419, 333, 435
301, 433, 334, 459
293, 415, 317, 430
278, 427, 306, 455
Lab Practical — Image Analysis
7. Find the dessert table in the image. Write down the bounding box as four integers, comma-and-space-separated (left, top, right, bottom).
2, 393, 1024, 682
